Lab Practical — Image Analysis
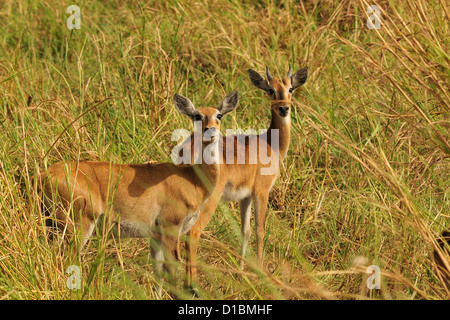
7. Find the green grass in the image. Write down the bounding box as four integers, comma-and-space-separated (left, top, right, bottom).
0, 0, 448, 299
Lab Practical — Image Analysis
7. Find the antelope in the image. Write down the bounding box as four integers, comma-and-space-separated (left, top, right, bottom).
40, 91, 239, 295
179, 65, 308, 291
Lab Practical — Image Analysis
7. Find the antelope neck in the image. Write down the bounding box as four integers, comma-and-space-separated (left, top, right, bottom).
268, 102, 291, 161
193, 140, 220, 194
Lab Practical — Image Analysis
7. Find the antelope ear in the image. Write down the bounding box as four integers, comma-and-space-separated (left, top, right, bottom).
291, 67, 308, 91
218, 91, 239, 115
248, 69, 271, 92
174, 94, 198, 118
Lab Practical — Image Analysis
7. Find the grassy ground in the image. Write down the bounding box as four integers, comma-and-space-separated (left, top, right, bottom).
0, 0, 448, 299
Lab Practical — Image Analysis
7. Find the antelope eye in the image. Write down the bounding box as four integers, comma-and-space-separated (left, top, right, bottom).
289, 87, 294, 93
268, 88, 275, 95
193, 114, 203, 121
216, 114, 223, 120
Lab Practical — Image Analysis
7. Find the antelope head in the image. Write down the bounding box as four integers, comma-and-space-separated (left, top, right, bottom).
174, 91, 239, 144
248, 65, 308, 118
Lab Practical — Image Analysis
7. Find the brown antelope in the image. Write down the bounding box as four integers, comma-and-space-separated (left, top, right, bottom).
41, 91, 239, 295
179, 65, 308, 291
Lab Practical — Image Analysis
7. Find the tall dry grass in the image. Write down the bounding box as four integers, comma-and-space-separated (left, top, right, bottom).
0, 0, 448, 299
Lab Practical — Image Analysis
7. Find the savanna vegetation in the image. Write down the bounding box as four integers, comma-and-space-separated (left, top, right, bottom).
0, 0, 448, 299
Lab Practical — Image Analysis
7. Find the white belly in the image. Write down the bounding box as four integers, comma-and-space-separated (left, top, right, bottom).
118, 220, 154, 238
221, 182, 252, 201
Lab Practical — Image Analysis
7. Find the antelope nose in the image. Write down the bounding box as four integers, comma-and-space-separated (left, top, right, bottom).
204, 127, 216, 133
278, 105, 289, 115
203, 127, 218, 139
